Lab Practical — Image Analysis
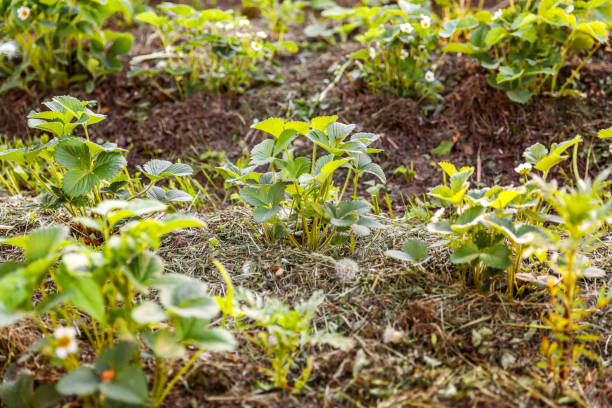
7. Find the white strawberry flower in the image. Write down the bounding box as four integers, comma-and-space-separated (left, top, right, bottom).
399, 49, 409, 60
17, 6, 30, 20
0, 41, 19, 58
566, 5, 574, 13
251, 41, 262, 52
238, 19, 250, 28
399, 23, 414, 34
420, 14, 431, 29
425, 70, 435, 82
492, 9, 502, 20
369, 47, 376, 60
514, 162, 532, 175
430, 208, 444, 223
256, 31, 268, 39
54, 326, 78, 359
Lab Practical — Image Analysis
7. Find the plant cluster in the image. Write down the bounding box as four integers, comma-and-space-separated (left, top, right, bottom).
535, 171, 611, 383
0, 96, 195, 229
386, 133, 611, 384
241, 0, 307, 39
219, 115, 386, 251
0, 0, 133, 92
130, 2, 297, 99
424, 136, 586, 295
442, 0, 611, 103
0, 199, 235, 407
0, 100, 357, 405
326, 1, 443, 101
229, 287, 354, 391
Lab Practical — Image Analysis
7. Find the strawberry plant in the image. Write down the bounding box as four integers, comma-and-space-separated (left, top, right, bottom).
326, 2, 443, 101
130, 3, 297, 99
0, 96, 195, 224
425, 136, 585, 296
0, 0, 133, 92
442, 0, 611, 103
242, 0, 306, 39
233, 289, 354, 391
533, 171, 611, 384
0, 199, 235, 407
218, 116, 386, 251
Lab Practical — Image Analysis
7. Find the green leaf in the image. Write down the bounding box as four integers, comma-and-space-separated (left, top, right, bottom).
311, 116, 337, 132
142, 160, 193, 179
497, 66, 524, 83
61, 275, 106, 324
240, 187, 267, 206
92, 152, 126, 180
452, 205, 485, 230
327, 122, 356, 143
511, 13, 538, 30
443, 42, 479, 54
277, 157, 311, 181
488, 190, 521, 209
506, 90, 532, 104
385, 239, 428, 262
523, 143, 548, 164
360, 162, 386, 183
62, 169, 100, 197
450, 242, 480, 264
0, 304, 24, 328
252, 117, 285, 138
484, 26, 507, 46
136, 11, 167, 28
576, 21, 608, 42
480, 243, 512, 269
158, 215, 205, 235
98, 366, 147, 405
55, 139, 91, 170
253, 206, 281, 223
0, 368, 62, 408
151, 330, 186, 358
95, 342, 138, 374
19, 226, 67, 263
430, 140, 454, 155
147, 186, 193, 203
315, 158, 350, 183
53, 96, 85, 119
107, 35, 133, 56
56, 368, 99, 396
174, 317, 236, 351
485, 215, 539, 244
274, 129, 298, 155
598, 128, 612, 139
279, 40, 298, 53
132, 302, 167, 324
250, 139, 276, 166
161, 280, 219, 319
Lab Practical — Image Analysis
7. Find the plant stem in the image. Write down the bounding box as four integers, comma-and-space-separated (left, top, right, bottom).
154, 349, 204, 407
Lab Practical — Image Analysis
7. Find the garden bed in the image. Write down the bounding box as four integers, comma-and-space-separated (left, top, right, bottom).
1, 196, 611, 407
